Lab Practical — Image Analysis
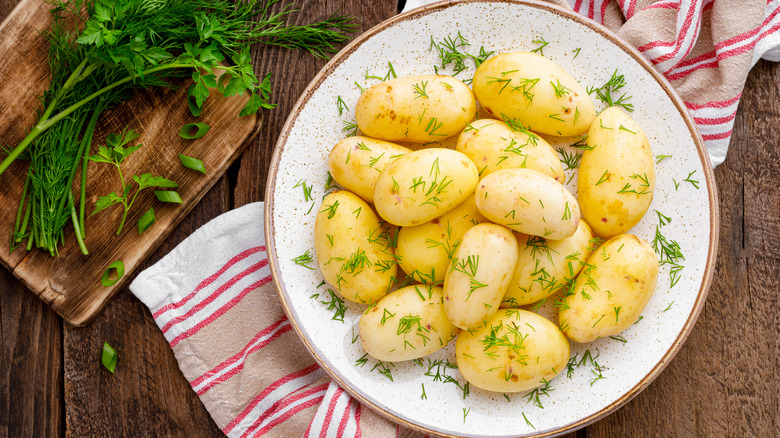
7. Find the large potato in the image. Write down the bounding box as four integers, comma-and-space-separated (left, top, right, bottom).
443, 224, 519, 329
456, 309, 570, 392
360, 284, 459, 362
314, 191, 397, 304
356, 75, 477, 143
396, 195, 487, 284
578, 107, 655, 237
374, 148, 479, 226
558, 234, 659, 343
475, 168, 580, 239
502, 220, 595, 307
472, 52, 596, 136
456, 118, 564, 182
328, 137, 411, 203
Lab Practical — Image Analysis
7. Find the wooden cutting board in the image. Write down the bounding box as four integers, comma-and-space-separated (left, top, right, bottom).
0, 0, 262, 326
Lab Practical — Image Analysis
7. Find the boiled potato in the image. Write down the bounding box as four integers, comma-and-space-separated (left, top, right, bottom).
472, 52, 596, 136
578, 107, 655, 238
396, 195, 487, 284
558, 234, 659, 343
456, 309, 570, 392
502, 220, 595, 307
475, 168, 580, 239
456, 118, 564, 182
328, 137, 411, 203
355, 75, 477, 143
314, 191, 397, 304
374, 148, 479, 226
443, 224, 518, 329
360, 284, 459, 362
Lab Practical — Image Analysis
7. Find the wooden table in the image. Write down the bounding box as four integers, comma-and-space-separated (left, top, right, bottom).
1, 1, 777, 437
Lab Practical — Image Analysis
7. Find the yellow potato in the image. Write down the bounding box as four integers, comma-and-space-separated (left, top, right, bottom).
456, 118, 565, 182
472, 52, 596, 136
578, 107, 655, 238
475, 168, 580, 239
314, 191, 397, 304
558, 234, 659, 343
502, 220, 595, 307
328, 136, 411, 204
456, 309, 570, 392
374, 148, 479, 226
396, 195, 487, 284
360, 284, 459, 362
444, 224, 519, 329
355, 75, 477, 143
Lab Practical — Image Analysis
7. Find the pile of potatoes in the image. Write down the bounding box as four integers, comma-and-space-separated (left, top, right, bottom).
314, 51, 659, 394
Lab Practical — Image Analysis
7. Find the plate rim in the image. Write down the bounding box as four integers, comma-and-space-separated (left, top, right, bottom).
264, 1, 720, 436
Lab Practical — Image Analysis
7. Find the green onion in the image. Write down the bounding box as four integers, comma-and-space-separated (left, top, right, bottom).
178, 123, 210, 139
155, 191, 183, 204
186, 85, 204, 117
178, 154, 207, 174
101, 260, 125, 287
137, 207, 155, 235
101, 342, 117, 373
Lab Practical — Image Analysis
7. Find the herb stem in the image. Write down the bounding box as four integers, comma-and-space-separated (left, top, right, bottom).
68, 191, 88, 255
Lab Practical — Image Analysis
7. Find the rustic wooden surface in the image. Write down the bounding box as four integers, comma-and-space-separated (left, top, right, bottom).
1, 0, 777, 437
0, 0, 260, 326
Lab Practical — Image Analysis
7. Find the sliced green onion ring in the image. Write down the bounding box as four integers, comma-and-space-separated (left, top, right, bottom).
137, 207, 155, 235
102, 342, 117, 373
155, 191, 183, 204
101, 260, 125, 287
178, 154, 207, 174
186, 85, 203, 117
178, 123, 210, 139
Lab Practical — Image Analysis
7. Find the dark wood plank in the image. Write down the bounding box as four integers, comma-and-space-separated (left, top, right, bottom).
586, 59, 780, 437
234, 0, 403, 206
62, 178, 229, 438
0, 270, 63, 438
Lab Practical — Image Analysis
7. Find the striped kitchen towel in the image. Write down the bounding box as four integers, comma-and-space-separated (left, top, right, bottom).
130, 1, 780, 437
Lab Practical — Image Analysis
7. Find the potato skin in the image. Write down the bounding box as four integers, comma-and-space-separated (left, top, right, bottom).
356, 75, 477, 143
455, 119, 565, 182
475, 168, 580, 239
472, 52, 596, 136
558, 234, 659, 343
314, 191, 397, 304
360, 285, 459, 362
328, 137, 411, 204
578, 107, 655, 238
502, 220, 595, 308
456, 309, 570, 392
374, 148, 479, 226
443, 224, 519, 330
396, 195, 487, 284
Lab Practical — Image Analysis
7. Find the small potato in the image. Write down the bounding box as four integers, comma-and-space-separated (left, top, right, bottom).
578, 107, 655, 238
502, 220, 595, 307
456, 119, 564, 182
374, 148, 479, 226
328, 137, 411, 204
444, 224, 519, 329
360, 284, 460, 362
356, 75, 477, 143
472, 52, 596, 136
396, 195, 487, 284
558, 234, 659, 343
314, 191, 397, 304
475, 168, 580, 239
456, 309, 570, 392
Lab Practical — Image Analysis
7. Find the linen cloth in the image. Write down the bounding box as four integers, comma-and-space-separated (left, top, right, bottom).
130, 1, 780, 437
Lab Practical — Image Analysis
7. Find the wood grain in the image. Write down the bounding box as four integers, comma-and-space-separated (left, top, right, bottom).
0, 0, 777, 437
0, 0, 261, 326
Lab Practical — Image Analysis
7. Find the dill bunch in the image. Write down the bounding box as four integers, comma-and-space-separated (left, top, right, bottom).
3, 0, 356, 256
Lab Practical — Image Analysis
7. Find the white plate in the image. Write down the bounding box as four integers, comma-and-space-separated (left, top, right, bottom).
265, 1, 718, 436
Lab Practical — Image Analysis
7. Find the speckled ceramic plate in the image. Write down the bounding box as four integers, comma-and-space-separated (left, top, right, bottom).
265, 1, 718, 436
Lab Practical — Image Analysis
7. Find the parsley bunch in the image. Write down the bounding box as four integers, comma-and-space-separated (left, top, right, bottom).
3, 0, 355, 256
